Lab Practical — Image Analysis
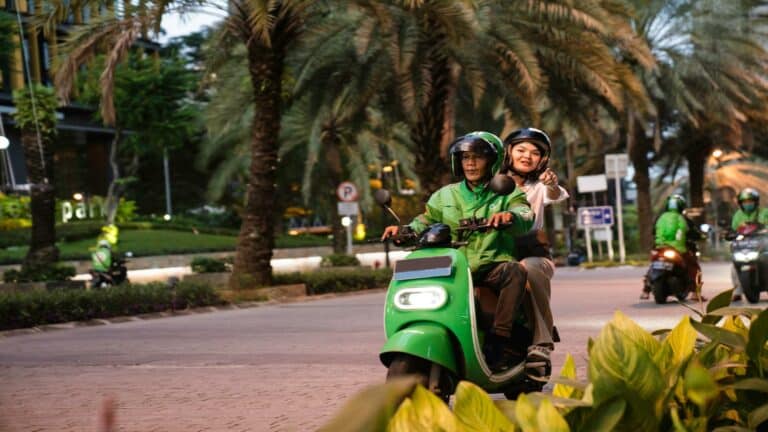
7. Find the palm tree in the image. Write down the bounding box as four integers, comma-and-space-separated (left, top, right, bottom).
351, 1, 653, 198
12, 85, 59, 268
44, 0, 315, 287
623, 0, 768, 248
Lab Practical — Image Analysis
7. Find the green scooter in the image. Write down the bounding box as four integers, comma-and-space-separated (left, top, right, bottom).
376, 177, 544, 401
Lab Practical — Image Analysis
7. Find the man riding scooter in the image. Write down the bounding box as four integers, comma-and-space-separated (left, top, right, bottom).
90, 239, 128, 288
641, 194, 706, 301
382, 131, 535, 373
729, 188, 768, 302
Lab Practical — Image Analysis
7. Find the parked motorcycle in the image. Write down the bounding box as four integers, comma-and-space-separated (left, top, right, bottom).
375, 176, 545, 401
90, 256, 129, 288
644, 225, 708, 305
728, 222, 767, 304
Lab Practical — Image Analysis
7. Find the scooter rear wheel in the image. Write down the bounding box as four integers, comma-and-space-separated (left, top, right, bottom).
740, 271, 760, 304
652, 280, 668, 304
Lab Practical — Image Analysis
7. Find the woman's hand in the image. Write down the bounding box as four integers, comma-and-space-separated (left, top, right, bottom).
381, 225, 400, 240
539, 168, 558, 187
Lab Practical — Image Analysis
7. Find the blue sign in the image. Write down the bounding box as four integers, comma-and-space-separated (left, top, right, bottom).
577, 206, 614, 227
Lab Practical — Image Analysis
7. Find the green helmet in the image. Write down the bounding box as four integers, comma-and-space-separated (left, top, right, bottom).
448, 131, 504, 179
737, 187, 760, 209
665, 194, 687, 213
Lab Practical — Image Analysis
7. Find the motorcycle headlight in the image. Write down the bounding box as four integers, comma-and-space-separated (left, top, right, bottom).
734, 251, 759, 262
394, 286, 447, 310
663, 249, 678, 260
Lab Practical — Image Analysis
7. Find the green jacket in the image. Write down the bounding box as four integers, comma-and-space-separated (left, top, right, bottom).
655, 211, 689, 253
409, 180, 534, 273
731, 207, 768, 230
91, 248, 112, 272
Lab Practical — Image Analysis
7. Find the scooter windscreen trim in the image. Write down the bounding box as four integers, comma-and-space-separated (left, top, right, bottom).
393, 256, 453, 281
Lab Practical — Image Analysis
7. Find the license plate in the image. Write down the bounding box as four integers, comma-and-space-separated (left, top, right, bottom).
651, 261, 674, 270
742, 265, 754, 271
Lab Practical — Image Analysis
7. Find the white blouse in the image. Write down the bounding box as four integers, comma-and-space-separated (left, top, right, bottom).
519, 181, 569, 230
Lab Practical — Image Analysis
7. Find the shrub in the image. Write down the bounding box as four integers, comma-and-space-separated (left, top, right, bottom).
190, 257, 230, 273
320, 289, 768, 431
274, 268, 392, 295
3, 264, 77, 282
320, 253, 361, 267
0, 281, 223, 330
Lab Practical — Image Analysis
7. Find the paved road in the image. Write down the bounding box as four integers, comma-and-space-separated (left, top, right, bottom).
0, 262, 751, 431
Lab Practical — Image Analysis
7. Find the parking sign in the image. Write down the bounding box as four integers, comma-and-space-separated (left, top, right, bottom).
577, 206, 614, 227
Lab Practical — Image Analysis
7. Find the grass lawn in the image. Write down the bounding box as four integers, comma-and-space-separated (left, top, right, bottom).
0, 229, 238, 263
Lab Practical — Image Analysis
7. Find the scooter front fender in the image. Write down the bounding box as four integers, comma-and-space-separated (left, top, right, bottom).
380, 323, 458, 375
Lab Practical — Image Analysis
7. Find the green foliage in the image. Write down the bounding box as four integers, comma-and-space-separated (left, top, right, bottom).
0, 281, 223, 330
0, 193, 31, 221
190, 256, 230, 273
274, 268, 392, 294
319, 289, 768, 431
0, 11, 16, 69
320, 253, 361, 268
3, 264, 76, 282
11, 84, 58, 136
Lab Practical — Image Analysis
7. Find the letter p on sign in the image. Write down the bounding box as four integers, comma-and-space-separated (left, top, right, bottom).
336, 181, 359, 202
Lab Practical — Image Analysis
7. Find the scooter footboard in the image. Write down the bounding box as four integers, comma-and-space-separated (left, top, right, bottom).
379, 323, 458, 375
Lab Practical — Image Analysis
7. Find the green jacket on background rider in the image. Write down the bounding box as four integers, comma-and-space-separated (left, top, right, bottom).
731, 207, 768, 230
655, 211, 690, 253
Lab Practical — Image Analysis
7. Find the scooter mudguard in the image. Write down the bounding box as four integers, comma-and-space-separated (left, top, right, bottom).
380, 323, 457, 375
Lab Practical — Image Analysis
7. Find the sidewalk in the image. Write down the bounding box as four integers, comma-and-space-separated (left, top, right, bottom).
1, 244, 407, 285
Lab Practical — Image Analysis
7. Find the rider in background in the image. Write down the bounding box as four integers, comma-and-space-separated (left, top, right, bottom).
381, 131, 534, 373
729, 188, 768, 302
503, 127, 568, 379
640, 194, 706, 301
91, 239, 113, 275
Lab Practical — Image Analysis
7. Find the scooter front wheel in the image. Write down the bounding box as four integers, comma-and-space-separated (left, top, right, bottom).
387, 353, 454, 403
740, 271, 760, 303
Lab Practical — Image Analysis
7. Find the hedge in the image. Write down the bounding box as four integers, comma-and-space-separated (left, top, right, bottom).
0, 281, 223, 331
274, 268, 392, 295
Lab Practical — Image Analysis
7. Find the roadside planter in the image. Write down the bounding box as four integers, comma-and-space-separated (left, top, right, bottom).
0, 280, 86, 293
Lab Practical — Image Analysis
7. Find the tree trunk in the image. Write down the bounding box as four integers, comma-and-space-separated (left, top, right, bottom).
323, 130, 345, 254
685, 140, 711, 224
104, 129, 121, 225
626, 112, 653, 251
230, 44, 284, 289
21, 129, 58, 268
411, 21, 453, 200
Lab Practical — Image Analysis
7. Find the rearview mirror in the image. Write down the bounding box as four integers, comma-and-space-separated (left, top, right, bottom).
489, 174, 516, 195
374, 189, 392, 207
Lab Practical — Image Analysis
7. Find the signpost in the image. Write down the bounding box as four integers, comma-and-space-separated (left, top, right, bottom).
605, 154, 628, 263
577, 206, 614, 263
336, 182, 359, 254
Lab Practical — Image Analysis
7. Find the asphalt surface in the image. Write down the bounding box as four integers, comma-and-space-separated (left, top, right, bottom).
0, 261, 752, 431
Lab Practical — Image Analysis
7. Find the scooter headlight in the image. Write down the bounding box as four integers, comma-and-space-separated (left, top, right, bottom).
733, 251, 759, 262
394, 286, 447, 310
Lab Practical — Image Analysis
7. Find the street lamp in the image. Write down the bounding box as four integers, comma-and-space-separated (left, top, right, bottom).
710, 149, 724, 251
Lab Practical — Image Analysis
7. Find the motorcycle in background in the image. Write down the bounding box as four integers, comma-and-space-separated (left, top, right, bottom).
644, 224, 709, 304
90, 255, 130, 288
728, 222, 767, 304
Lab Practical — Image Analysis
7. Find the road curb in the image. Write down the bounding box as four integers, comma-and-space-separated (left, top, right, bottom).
0, 288, 386, 339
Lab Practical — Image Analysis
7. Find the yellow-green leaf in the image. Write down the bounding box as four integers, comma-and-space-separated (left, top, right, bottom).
536, 399, 570, 432
319, 377, 418, 432
387, 386, 459, 432
553, 353, 579, 399
515, 394, 538, 432
453, 381, 515, 432
663, 316, 698, 367
684, 360, 719, 408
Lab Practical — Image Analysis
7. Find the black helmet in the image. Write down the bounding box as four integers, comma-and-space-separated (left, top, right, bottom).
503, 127, 552, 178
737, 187, 760, 211
448, 132, 502, 179
665, 194, 687, 213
